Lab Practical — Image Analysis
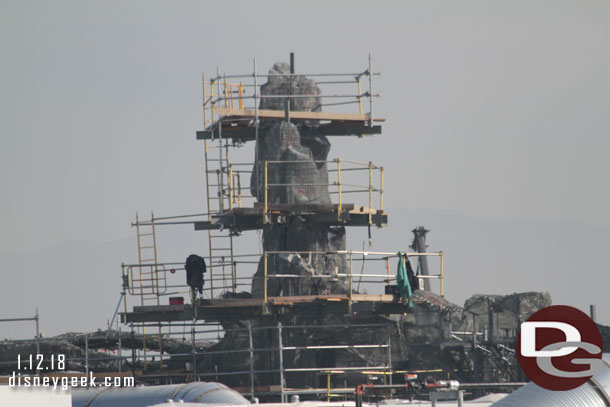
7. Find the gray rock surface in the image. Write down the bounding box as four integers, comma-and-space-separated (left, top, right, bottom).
249, 63, 347, 298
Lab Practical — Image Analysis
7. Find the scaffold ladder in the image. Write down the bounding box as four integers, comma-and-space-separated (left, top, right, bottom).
132, 211, 166, 306
203, 138, 237, 298
201, 76, 250, 298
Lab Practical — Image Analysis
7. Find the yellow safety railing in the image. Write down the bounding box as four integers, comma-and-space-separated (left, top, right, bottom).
202, 77, 244, 129
261, 250, 446, 313
227, 166, 242, 209
199, 157, 383, 226
120, 250, 444, 310
202, 65, 377, 130
202, 160, 247, 213
260, 159, 384, 224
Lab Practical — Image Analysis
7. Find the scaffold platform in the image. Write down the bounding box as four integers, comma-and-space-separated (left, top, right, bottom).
194, 204, 387, 231
120, 291, 452, 324
197, 108, 384, 142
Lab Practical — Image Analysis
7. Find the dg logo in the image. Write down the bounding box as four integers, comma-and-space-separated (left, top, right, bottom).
517, 305, 604, 391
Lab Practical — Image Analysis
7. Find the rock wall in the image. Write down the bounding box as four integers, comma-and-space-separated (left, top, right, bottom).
200, 291, 556, 393
250, 62, 347, 298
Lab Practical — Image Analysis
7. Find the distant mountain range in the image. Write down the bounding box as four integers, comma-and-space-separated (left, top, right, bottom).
1, 209, 607, 339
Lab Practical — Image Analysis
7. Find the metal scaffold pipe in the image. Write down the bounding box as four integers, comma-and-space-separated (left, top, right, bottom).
368, 53, 374, 127
209, 71, 381, 80
253, 58, 259, 195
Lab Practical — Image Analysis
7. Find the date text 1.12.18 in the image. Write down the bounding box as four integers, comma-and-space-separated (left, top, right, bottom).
17, 354, 65, 370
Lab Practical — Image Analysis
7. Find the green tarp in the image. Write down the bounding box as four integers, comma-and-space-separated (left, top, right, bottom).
396, 252, 414, 309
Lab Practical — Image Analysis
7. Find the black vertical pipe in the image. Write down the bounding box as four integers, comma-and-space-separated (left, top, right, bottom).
285, 52, 294, 122
487, 298, 496, 344
411, 227, 431, 291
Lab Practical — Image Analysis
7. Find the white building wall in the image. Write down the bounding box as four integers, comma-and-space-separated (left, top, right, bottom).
0, 386, 71, 406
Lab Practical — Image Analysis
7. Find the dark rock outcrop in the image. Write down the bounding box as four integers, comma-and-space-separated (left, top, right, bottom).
199, 291, 557, 390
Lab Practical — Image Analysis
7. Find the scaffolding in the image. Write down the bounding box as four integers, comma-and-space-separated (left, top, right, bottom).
199, 54, 381, 143
0, 310, 40, 354
0, 322, 393, 401
113, 321, 393, 402
0, 317, 521, 396
193, 55, 385, 300
261, 250, 445, 314
116, 56, 450, 396
121, 250, 445, 314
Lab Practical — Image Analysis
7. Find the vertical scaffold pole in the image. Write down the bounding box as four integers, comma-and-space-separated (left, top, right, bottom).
248, 321, 255, 398
368, 54, 373, 127
337, 159, 342, 222
357, 77, 363, 114
202, 75, 206, 127
238, 83, 244, 110
349, 250, 353, 307
264, 160, 268, 224
223, 77, 228, 108
142, 324, 147, 371
191, 326, 197, 381
135, 213, 143, 306
357, 76, 364, 138
229, 165, 234, 211
380, 167, 384, 212
385, 258, 391, 287
130, 324, 136, 379
237, 173, 242, 207
218, 120, 224, 213
278, 322, 285, 403
440, 251, 444, 297
85, 334, 89, 387
263, 251, 268, 314
368, 161, 373, 225
151, 211, 159, 305
118, 326, 122, 373
216, 67, 221, 111
253, 59, 260, 199
158, 321, 163, 371
35, 309, 40, 356
121, 263, 128, 314
210, 80, 215, 124
387, 323, 393, 385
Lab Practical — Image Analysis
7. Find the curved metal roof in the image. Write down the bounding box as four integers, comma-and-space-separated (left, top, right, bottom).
72, 382, 249, 407
491, 354, 610, 407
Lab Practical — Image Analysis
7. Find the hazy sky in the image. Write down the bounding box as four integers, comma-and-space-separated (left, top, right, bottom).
2, 1, 609, 257
2, 1, 609, 255
1, 1, 609, 333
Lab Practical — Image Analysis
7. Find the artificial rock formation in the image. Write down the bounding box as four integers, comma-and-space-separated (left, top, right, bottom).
199, 291, 558, 392
196, 63, 567, 397
250, 62, 347, 298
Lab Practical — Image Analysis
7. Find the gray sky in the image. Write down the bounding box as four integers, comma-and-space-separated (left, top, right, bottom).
1, 1, 609, 332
